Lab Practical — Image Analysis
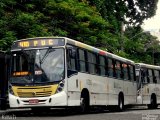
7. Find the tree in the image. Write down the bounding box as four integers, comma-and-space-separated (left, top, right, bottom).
0, 0, 51, 50
124, 27, 160, 64
0, 0, 118, 51
0, 0, 160, 65
87, 0, 158, 30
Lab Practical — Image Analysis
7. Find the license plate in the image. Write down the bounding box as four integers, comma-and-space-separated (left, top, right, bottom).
29, 99, 39, 104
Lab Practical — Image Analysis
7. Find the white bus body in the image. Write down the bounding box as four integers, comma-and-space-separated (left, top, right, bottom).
9, 37, 137, 111
136, 63, 160, 109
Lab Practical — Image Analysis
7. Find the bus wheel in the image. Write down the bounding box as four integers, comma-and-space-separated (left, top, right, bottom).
148, 95, 157, 109
80, 90, 90, 113
118, 95, 124, 111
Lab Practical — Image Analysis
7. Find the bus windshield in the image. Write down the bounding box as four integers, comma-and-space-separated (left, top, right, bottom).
10, 48, 64, 85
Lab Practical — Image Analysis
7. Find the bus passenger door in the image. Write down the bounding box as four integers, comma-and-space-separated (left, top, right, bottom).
136, 69, 144, 104
136, 69, 148, 104
66, 45, 80, 106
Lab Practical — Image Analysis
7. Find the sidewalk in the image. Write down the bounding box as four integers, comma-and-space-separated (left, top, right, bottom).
0, 108, 31, 115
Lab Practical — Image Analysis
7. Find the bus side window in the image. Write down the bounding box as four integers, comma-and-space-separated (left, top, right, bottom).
105, 58, 109, 76
128, 65, 135, 81
141, 69, 148, 83
108, 58, 113, 77
87, 51, 97, 74
148, 69, 153, 83
158, 70, 160, 84
153, 70, 158, 83
144, 69, 148, 83
99, 55, 106, 76
145, 69, 149, 83
123, 63, 128, 80
141, 70, 145, 83
67, 45, 77, 71
115, 61, 121, 79
112, 60, 116, 78
78, 49, 87, 72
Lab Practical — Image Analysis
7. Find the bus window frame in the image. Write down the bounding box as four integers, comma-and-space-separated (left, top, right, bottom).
66, 44, 77, 71
98, 55, 108, 76
108, 58, 114, 77
115, 60, 122, 79
77, 48, 88, 73
87, 51, 97, 75
66, 44, 78, 78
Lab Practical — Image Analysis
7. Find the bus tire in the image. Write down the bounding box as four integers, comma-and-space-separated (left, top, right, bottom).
148, 94, 157, 109
118, 94, 124, 111
80, 89, 90, 113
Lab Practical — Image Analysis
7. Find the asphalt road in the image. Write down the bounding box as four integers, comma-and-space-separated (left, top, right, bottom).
1, 106, 160, 120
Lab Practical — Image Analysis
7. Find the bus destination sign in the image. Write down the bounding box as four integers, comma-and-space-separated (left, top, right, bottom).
11, 38, 65, 49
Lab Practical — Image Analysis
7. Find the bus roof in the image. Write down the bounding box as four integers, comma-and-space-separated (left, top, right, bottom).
135, 63, 160, 70
66, 38, 134, 64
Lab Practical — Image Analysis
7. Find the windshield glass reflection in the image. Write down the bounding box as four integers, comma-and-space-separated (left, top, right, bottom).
10, 48, 64, 85
34, 48, 64, 83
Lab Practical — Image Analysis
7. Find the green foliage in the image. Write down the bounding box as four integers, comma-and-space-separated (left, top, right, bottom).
44, 0, 115, 47
124, 27, 160, 65
0, 0, 160, 64
87, 0, 158, 31
0, 31, 16, 51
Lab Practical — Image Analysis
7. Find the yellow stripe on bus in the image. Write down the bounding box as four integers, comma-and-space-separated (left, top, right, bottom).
12, 85, 58, 97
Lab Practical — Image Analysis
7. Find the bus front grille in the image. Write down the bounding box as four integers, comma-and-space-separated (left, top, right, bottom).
16, 86, 53, 98
17, 91, 52, 98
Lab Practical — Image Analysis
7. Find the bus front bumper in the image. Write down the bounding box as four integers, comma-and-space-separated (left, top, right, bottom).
9, 91, 67, 108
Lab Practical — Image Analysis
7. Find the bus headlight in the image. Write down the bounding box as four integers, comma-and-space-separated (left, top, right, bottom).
9, 84, 14, 95
56, 80, 65, 93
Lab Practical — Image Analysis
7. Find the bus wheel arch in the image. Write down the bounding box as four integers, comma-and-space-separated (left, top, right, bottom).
118, 92, 124, 111
80, 88, 90, 113
148, 93, 157, 109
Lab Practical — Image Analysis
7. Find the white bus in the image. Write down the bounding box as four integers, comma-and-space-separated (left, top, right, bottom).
136, 63, 160, 109
9, 37, 137, 112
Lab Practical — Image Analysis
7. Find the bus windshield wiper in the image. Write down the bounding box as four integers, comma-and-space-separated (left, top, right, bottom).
39, 47, 52, 65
